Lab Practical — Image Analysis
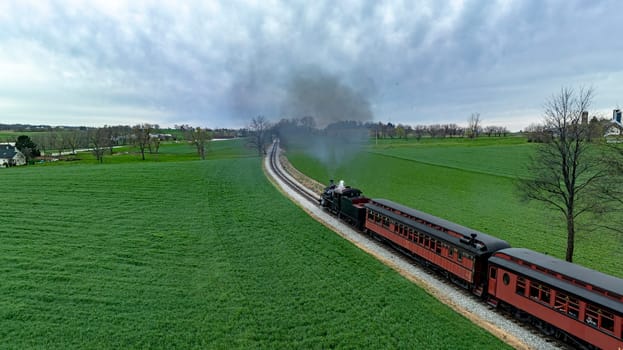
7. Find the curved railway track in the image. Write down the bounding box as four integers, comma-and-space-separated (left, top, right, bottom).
266, 140, 572, 350
268, 139, 320, 204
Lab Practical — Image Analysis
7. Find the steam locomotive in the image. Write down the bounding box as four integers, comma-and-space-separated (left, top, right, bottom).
320, 180, 623, 350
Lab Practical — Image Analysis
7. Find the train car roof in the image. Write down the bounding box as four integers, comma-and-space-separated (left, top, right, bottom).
365, 199, 510, 255
490, 248, 623, 314
371, 198, 495, 237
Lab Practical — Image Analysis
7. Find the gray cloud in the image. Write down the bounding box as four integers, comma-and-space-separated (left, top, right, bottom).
0, 0, 622, 129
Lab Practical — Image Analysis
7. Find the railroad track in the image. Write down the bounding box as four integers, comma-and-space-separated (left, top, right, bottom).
267, 140, 573, 350
268, 139, 320, 204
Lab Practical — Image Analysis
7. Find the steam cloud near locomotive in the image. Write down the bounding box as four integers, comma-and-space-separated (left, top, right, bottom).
275, 68, 373, 174
320, 180, 623, 350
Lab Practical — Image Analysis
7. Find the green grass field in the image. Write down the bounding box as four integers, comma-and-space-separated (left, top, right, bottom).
0, 140, 509, 348
0, 131, 41, 140
286, 136, 623, 278
35, 138, 254, 165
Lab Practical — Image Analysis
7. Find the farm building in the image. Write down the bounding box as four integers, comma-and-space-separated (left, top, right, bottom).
0, 143, 26, 167
605, 109, 623, 139
605, 123, 623, 136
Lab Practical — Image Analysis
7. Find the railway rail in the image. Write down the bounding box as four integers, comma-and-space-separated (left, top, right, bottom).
268, 139, 320, 204
265, 139, 571, 350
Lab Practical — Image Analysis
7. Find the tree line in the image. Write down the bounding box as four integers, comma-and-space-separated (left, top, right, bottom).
1, 124, 233, 163
523, 115, 614, 143
270, 117, 509, 142
273, 113, 510, 144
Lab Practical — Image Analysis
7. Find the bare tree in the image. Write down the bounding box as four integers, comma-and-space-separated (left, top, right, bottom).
147, 124, 160, 154
404, 125, 413, 140
65, 129, 86, 155
184, 126, 211, 160
31, 133, 49, 157
518, 87, 611, 262
466, 113, 481, 139
524, 123, 552, 143
247, 116, 271, 156
483, 126, 509, 137
386, 122, 396, 138
414, 125, 426, 141
49, 128, 66, 158
484, 126, 496, 137
150, 137, 161, 155
88, 127, 109, 163
500, 126, 509, 137
108, 125, 127, 154
132, 123, 153, 160
103, 126, 114, 155
396, 124, 406, 139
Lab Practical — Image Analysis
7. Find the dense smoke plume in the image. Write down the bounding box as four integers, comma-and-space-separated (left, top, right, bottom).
282, 68, 374, 127
277, 67, 374, 176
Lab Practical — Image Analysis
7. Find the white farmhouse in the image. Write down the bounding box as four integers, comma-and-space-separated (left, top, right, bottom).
0, 143, 26, 167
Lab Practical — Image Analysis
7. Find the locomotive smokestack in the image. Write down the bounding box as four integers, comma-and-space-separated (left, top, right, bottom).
335, 180, 346, 193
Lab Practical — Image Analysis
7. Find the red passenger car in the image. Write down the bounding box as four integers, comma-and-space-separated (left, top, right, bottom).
364, 199, 510, 295
488, 248, 623, 350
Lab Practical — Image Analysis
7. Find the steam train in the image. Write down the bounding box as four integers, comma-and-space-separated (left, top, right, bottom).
320, 180, 623, 350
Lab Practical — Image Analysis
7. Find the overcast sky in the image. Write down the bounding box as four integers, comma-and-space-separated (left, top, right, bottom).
1, 0, 622, 130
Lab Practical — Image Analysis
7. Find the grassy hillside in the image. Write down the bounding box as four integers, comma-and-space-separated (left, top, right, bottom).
0, 145, 509, 348
286, 137, 623, 278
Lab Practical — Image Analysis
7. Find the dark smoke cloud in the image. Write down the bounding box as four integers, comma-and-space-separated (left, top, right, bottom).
277, 67, 373, 177
281, 67, 374, 127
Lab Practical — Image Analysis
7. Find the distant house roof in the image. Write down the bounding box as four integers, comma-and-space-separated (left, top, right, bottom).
0, 144, 19, 159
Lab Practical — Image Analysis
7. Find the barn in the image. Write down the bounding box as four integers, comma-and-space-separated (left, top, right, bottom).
0, 143, 27, 167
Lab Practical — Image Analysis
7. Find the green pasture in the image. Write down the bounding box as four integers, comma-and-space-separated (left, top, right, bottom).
370, 139, 534, 178
0, 142, 508, 348
0, 130, 41, 140
36, 138, 254, 165
286, 137, 623, 278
